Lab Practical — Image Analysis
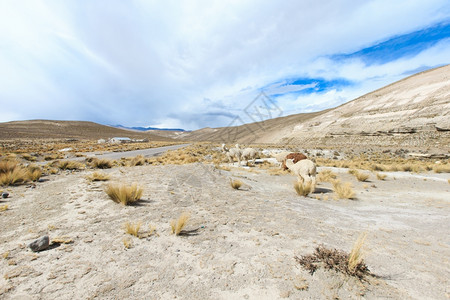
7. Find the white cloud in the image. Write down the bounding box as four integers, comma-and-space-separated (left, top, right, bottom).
0, 0, 449, 129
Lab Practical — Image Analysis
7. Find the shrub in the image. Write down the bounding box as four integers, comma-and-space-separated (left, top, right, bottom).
105, 183, 143, 205
332, 180, 355, 199
170, 212, 190, 235
294, 181, 313, 196
230, 179, 243, 190
124, 221, 142, 238
86, 171, 110, 181
355, 172, 369, 182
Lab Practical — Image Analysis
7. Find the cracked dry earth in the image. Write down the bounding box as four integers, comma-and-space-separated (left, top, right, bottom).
0, 163, 449, 299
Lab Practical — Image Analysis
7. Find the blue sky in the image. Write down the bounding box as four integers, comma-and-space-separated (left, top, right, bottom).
0, 1, 449, 130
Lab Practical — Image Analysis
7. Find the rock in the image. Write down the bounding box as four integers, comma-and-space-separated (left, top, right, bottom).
2, 192, 9, 198
28, 236, 50, 252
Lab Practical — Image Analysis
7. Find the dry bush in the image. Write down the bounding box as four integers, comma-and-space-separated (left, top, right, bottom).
49, 168, 59, 175
348, 233, 368, 273
294, 181, 313, 196
27, 169, 42, 182
89, 158, 113, 169
317, 169, 337, 182
58, 160, 85, 170
215, 165, 231, 171
124, 221, 142, 238
376, 173, 387, 180
105, 183, 143, 205
86, 171, 110, 181
230, 179, 243, 190
433, 164, 450, 173
170, 212, 190, 235
0, 205, 8, 212
332, 180, 355, 199
295, 243, 371, 280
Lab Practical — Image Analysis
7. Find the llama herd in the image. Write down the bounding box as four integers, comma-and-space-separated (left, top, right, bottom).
221, 143, 316, 188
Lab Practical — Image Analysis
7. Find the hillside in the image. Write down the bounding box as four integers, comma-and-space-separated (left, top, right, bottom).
0, 120, 174, 141
179, 65, 450, 150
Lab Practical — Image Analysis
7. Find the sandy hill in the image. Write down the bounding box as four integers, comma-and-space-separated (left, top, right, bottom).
0, 120, 174, 141
179, 65, 450, 150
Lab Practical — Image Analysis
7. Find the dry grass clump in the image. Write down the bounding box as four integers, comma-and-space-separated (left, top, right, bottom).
57, 160, 85, 170
215, 165, 231, 171
348, 233, 367, 273
295, 239, 370, 279
267, 168, 290, 176
105, 183, 143, 205
89, 158, 113, 169
123, 237, 133, 249
51, 237, 74, 244
376, 173, 387, 180
124, 221, 142, 238
86, 171, 110, 181
129, 155, 146, 166
230, 179, 243, 190
332, 180, 355, 199
350, 170, 370, 182
21, 153, 36, 162
317, 169, 337, 182
0, 160, 18, 174
294, 181, 313, 196
0, 167, 29, 186
27, 165, 42, 182
433, 164, 450, 173
0, 205, 8, 212
170, 212, 190, 235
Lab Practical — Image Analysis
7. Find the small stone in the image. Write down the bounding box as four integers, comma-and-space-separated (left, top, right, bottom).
2, 192, 9, 199
28, 236, 50, 252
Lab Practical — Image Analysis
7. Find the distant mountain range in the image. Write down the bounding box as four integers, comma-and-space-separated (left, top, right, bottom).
112, 125, 187, 132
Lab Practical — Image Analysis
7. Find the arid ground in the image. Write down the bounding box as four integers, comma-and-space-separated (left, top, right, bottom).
1, 145, 449, 299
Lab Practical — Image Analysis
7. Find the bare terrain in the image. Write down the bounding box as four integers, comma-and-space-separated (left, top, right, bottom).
0, 156, 449, 299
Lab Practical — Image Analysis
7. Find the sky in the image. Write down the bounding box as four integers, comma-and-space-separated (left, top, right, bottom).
0, 0, 449, 130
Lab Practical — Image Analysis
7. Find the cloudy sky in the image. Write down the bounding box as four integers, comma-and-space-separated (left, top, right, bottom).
0, 1, 449, 130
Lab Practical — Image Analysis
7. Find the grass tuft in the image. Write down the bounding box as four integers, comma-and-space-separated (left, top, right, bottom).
170, 212, 190, 235
86, 171, 110, 181
230, 179, 243, 190
433, 164, 450, 173
332, 180, 355, 199
124, 221, 142, 238
58, 160, 85, 170
105, 183, 143, 205
350, 170, 369, 182
348, 232, 368, 273
0, 204, 8, 212
294, 181, 313, 197
376, 173, 387, 180
317, 169, 337, 182
123, 237, 133, 249
90, 158, 113, 169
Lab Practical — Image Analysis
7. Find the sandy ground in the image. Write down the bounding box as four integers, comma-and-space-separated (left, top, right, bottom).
0, 161, 449, 299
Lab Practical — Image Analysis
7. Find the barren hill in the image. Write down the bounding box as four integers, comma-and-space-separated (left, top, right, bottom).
179, 65, 450, 150
0, 120, 174, 141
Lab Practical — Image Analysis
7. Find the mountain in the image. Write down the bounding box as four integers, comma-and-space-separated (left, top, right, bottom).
112, 125, 186, 132
0, 120, 175, 141
178, 65, 450, 151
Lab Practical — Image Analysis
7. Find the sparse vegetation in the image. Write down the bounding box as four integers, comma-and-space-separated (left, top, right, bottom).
86, 171, 110, 181
332, 180, 355, 199
123, 237, 133, 249
124, 221, 142, 238
105, 183, 143, 205
294, 181, 313, 196
170, 212, 190, 235
129, 155, 146, 167
51, 237, 73, 244
0, 167, 29, 186
353, 170, 370, 182
230, 179, 243, 190
0, 205, 8, 212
